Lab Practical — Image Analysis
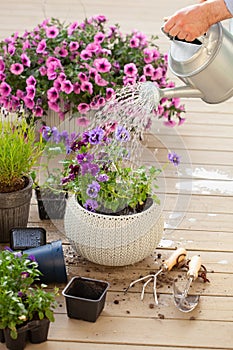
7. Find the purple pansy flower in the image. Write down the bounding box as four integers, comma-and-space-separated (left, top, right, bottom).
115, 126, 130, 142
86, 181, 100, 198
168, 152, 181, 166
84, 199, 98, 212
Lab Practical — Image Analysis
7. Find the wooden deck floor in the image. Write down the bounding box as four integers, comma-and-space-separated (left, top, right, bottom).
1, 1, 233, 349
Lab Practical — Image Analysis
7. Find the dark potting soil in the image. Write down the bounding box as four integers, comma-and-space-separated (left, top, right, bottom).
81, 197, 153, 216
67, 278, 107, 300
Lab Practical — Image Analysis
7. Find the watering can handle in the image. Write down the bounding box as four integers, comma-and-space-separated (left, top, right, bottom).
187, 255, 202, 280
164, 247, 187, 271
161, 27, 204, 45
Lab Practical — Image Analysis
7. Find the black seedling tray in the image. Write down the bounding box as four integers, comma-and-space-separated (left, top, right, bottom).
10, 227, 46, 250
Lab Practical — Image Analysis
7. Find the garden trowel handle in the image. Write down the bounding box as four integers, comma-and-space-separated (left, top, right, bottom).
163, 247, 187, 271
187, 255, 202, 280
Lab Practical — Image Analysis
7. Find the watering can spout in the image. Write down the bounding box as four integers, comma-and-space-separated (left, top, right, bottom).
160, 85, 204, 99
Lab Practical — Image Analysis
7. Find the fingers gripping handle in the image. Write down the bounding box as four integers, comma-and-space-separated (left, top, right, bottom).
187, 255, 202, 280
163, 247, 187, 271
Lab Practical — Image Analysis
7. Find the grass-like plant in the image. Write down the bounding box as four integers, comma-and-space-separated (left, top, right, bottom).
0, 112, 44, 192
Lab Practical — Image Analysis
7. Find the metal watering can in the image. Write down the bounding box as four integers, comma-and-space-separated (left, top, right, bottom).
158, 22, 233, 104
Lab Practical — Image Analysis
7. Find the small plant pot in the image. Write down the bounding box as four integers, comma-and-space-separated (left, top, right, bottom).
10, 227, 46, 250
35, 186, 68, 220
0, 329, 5, 343
24, 240, 67, 284
3, 326, 28, 350
28, 318, 50, 344
62, 276, 109, 322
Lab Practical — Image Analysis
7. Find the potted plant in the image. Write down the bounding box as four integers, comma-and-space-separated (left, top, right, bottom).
31, 126, 69, 220
0, 110, 44, 242
0, 16, 186, 128
61, 123, 180, 266
0, 248, 58, 349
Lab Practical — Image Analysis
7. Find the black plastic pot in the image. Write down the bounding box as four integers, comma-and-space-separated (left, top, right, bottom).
24, 240, 67, 284
10, 227, 46, 250
3, 325, 28, 350
28, 318, 50, 344
0, 329, 5, 343
62, 276, 109, 322
35, 186, 68, 220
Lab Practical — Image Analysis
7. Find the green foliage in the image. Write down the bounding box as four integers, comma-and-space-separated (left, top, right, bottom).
0, 111, 44, 190
0, 249, 58, 339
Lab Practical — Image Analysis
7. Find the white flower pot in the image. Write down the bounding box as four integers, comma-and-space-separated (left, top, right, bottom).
64, 195, 164, 266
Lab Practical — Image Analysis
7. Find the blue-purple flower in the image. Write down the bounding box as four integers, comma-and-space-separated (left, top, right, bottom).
97, 173, 109, 182
168, 152, 181, 166
84, 199, 99, 212
81, 163, 99, 176
86, 181, 100, 198
77, 152, 94, 164
115, 126, 130, 142
88, 127, 105, 145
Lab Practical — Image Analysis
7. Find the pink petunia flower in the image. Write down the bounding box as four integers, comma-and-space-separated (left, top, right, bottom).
78, 72, 88, 82
61, 80, 73, 94
77, 103, 90, 114
81, 81, 93, 95
143, 48, 154, 64
0, 82, 11, 96
36, 39, 47, 54
33, 105, 44, 117
73, 82, 81, 94
21, 53, 31, 67
86, 43, 100, 53
47, 87, 59, 102
10, 63, 24, 75
94, 58, 111, 73
143, 64, 155, 77
39, 66, 47, 76
0, 73, 6, 81
94, 74, 108, 87
0, 59, 5, 72
46, 26, 59, 38
69, 41, 79, 51
94, 32, 105, 44
26, 85, 36, 99
124, 63, 138, 77
67, 21, 79, 36
130, 37, 140, 48
8, 44, 16, 56
24, 96, 35, 109
48, 100, 60, 112
26, 75, 36, 86
80, 50, 92, 60
53, 79, 62, 91
106, 88, 115, 100
123, 76, 137, 85
76, 116, 90, 127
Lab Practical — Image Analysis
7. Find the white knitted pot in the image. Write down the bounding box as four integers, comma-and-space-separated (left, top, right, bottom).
64, 195, 164, 266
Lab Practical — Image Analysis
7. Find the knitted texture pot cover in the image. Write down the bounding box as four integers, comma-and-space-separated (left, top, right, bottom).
64, 195, 164, 266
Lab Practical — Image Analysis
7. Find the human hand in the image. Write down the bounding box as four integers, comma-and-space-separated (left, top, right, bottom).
163, 3, 212, 41
163, 0, 232, 41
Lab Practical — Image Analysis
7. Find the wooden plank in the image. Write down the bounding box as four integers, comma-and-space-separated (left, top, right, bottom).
24, 342, 228, 350
67, 267, 232, 297
48, 314, 233, 349
55, 293, 233, 322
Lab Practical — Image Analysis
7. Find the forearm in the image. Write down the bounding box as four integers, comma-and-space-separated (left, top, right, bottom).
203, 0, 233, 24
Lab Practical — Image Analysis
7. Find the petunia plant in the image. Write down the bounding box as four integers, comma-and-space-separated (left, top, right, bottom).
59, 122, 180, 215
0, 15, 185, 127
